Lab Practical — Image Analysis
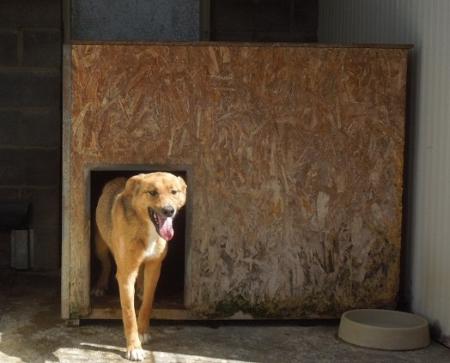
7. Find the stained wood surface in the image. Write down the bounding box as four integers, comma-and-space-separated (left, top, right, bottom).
65, 43, 408, 318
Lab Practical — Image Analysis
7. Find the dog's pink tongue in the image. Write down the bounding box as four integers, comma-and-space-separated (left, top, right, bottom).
159, 217, 174, 241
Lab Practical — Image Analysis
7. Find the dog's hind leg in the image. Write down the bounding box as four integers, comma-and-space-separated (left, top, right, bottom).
135, 265, 145, 301
92, 229, 112, 296
137, 259, 163, 344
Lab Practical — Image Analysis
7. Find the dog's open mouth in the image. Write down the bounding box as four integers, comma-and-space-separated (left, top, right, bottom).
148, 208, 174, 241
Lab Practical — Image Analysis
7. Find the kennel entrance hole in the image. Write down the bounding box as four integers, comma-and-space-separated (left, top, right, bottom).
89, 169, 186, 316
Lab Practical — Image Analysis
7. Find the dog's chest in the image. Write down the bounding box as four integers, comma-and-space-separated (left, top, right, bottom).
142, 236, 166, 260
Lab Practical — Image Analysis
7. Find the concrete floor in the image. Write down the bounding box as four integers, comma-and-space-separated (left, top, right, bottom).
0, 272, 449, 363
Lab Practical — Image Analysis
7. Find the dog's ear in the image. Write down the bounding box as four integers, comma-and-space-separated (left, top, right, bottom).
123, 174, 144, 197
177, 176, 187, 193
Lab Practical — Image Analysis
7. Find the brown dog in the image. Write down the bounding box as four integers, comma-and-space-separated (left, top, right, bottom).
93, 172, 187, 361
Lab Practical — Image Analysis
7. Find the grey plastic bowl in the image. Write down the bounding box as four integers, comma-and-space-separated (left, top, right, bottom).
339, 309, 430, 350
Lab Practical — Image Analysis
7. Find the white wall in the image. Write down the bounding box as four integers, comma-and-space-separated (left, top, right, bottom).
319, 0, 450, 343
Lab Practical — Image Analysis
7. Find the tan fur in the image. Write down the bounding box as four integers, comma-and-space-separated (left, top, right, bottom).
94, 172, 187, 361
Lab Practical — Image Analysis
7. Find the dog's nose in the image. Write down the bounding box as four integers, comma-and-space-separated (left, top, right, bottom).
162, 205, 175, 217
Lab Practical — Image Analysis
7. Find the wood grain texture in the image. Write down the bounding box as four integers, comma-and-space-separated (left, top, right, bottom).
66, 43, 408, 318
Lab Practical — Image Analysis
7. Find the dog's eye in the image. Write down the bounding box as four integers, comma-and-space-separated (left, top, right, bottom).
171, 190, 178, 195
148, 190, 158, 197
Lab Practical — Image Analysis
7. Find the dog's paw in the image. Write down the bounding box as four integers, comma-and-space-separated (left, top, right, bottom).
139, 332, 151, 344
91, 287, 106, 297
126, 347, 145, 361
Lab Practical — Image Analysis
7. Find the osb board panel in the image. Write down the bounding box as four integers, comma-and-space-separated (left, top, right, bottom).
68, 44, 407, 318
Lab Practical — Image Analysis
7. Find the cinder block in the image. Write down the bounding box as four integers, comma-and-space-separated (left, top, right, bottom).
21, 110, 60, 148
20, 72, 61, 108
0, 150, 25, 185
0, 72, 21, 107
21, 187, 60, 227
298, 32, 317, 42
253, 31, 293, 42
212, 0, 254, 32
293, 0, 318, 12
293, 10, 318, 34
23, 30, 62, 68
0, 188, 20, 201
211, 31, 254, 42
0, 148, 60, 187
0, 31, 18, 66
72, 0, 199, 41
211, 0, 318, 43
253, 31, 314, 42
0, 110, 60, 148
0, 0, 61, 28
253, 1, 290, 32
0, 110, 21, 147
23, 149, 60, 186
0, 71, 60, 107
31, 226, 59, 270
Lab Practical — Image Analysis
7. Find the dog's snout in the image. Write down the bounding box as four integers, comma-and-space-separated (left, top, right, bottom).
162, 205, 175, 217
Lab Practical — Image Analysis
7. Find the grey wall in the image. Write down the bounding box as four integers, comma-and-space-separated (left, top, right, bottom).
319, 0, 450, 346
211, 0, 318, 42
71, 0, 200, 41
0, 0, 62, 270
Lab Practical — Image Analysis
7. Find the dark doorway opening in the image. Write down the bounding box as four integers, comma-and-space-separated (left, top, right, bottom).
89, 168, 186, 310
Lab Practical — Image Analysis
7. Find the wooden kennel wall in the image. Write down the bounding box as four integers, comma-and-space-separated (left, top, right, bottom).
62, 42, 409, 320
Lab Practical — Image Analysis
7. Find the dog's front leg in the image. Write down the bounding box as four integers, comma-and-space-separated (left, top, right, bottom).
116, 267, 144, 361
137, 259, 163, 343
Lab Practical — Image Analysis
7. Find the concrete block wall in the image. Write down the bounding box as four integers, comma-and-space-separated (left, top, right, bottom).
210, 0, 318, 42
0, 0, 62, 270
